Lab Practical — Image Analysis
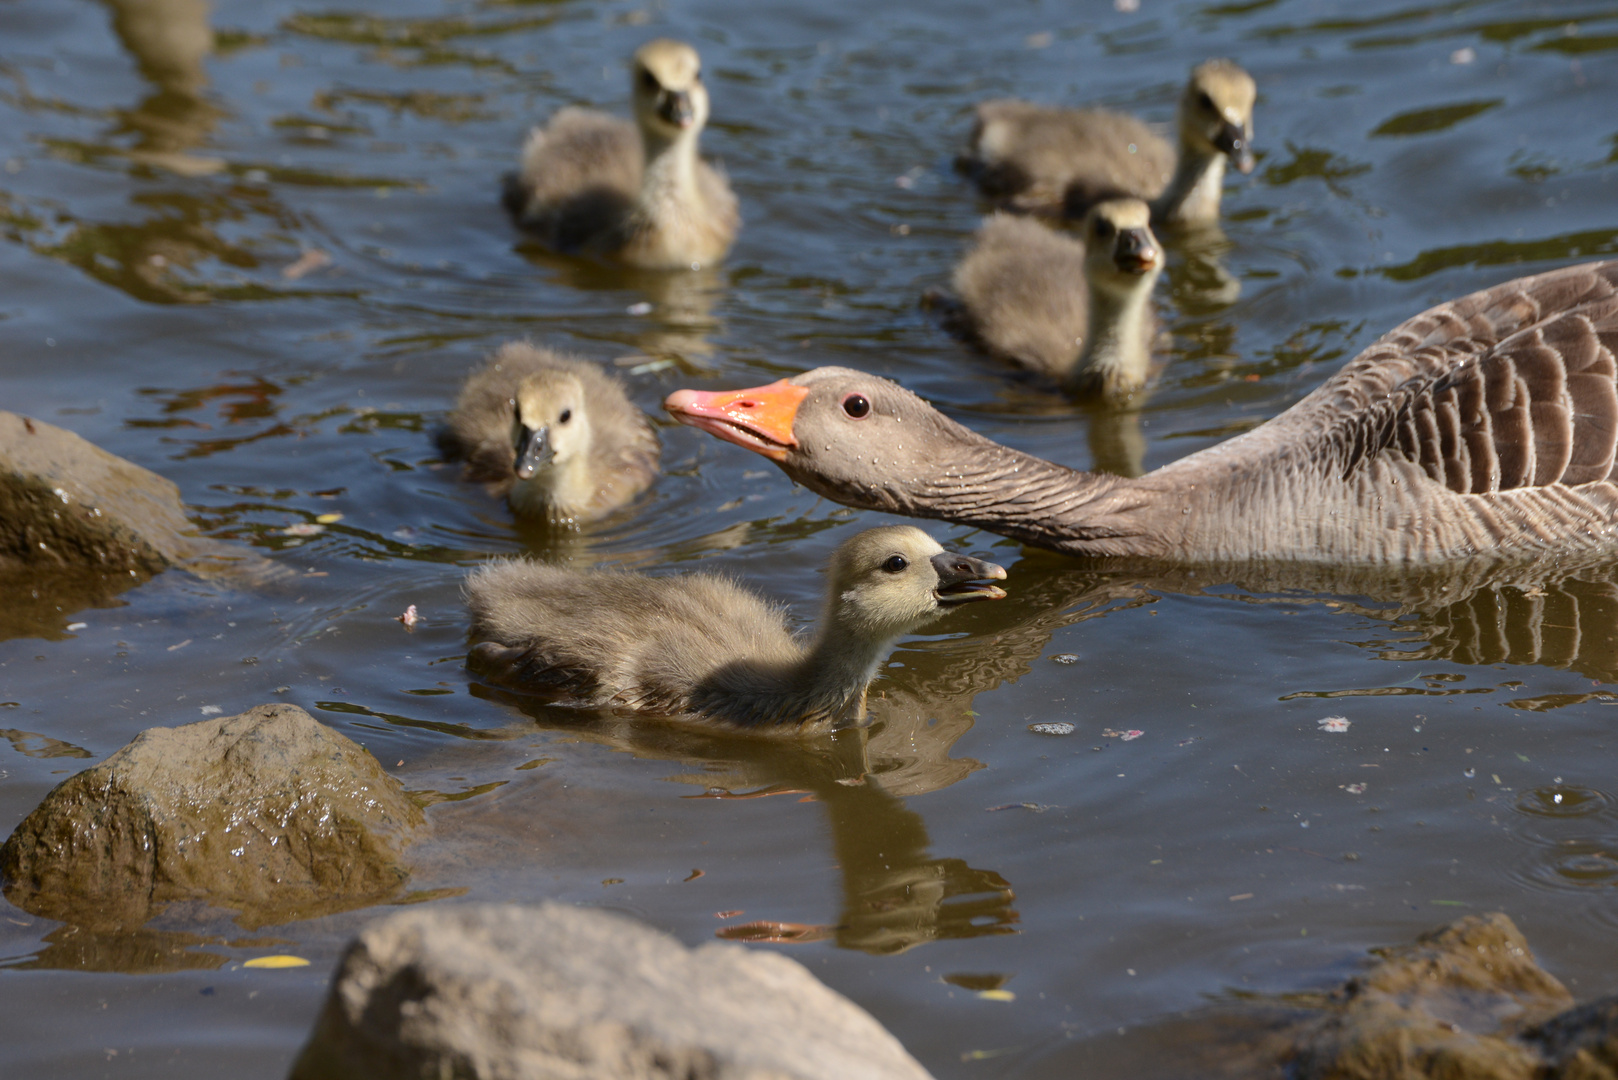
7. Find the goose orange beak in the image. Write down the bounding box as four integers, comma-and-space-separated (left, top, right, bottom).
665, 380, 808, 462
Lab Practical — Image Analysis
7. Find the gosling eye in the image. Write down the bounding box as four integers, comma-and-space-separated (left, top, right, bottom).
1093, 218, 1116, 239
842, 393, 871, 419
639, 69, 659, 93
1197, 90, 1216, 112
558, 408, 572, 424
882, 554, 908, 573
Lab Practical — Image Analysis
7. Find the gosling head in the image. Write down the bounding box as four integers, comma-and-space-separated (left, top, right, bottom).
1179, 59, 1256, 173
509, 369, 591, 482
825, 526, 1007, 639
1083, 198, 1162, 295
631, 39, 710, 140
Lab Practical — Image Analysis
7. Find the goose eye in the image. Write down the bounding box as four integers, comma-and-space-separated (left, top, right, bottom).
842, 393, 871, 419
559, 408, 572, 424
883, 554, 908, 573
1197, 90, 1216, 111
639, 69, 659, 92
1093, 218, 1115, 238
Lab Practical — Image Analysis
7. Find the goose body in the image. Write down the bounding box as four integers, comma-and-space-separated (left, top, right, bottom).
464, 526, 1006, 731
503, 39, 739, 269
961, 59, 1256, 227
439, 343, 659, 524
944, 200, 1162, 398
667, 262, 1618, 567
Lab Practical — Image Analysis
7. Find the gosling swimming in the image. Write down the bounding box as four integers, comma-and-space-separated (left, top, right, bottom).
503, 39, 739, 269
961, 59, 1256, 227
464, 526, 1007, 731
945, 198, 1163, 399
439, 343, 659, 524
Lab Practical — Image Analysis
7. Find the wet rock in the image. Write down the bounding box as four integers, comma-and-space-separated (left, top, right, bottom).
289, 901, 936, 1080
0, 411, 278, 636
1, 703, 423, 930
1286, 913, 1575, 1080
1528, 995, 1618, 1079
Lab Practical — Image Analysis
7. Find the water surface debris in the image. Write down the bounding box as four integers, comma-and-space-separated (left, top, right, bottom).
1028, 722, 1074, 736
397, 604, 420, 629
1319, 716, 1351, 732
714, 920, 833, 944
281, 249, 331, 280
244, 955, 311, 969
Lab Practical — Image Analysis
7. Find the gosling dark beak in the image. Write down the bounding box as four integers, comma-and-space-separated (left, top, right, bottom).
665, 380, 808, 462
513, 424, 551, 479
930, 552, 1008, 603
1214, 119, 1255, 174
658, 89, 695, 129
1113, 227, 1161, 274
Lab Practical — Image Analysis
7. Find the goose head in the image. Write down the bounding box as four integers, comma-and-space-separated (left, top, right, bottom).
1178, 59, 1255, 174
666, 367, 989, 508
827, 526, 1006, 638
510, 369, 592, 481
631, 39, 710, 140
1084, 197, 1162, 296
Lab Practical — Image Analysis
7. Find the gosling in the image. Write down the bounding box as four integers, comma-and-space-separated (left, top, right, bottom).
439, 343, 659, 524
961, 59, 1256, 227
502, 39, 739, 269
946, 198, 1162, 400
464, 526, 1007, 731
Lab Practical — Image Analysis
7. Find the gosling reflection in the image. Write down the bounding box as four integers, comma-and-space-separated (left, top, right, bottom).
1164, 222, 1242, 314
513, 248, 727, 369
101, 0, 224, 177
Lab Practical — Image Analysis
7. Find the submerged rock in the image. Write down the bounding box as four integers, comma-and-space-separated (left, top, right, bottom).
0, 411, 278, 636
1, 703, 423, 930
289, 901, 936, 1080
1287, 912, 1573, 1080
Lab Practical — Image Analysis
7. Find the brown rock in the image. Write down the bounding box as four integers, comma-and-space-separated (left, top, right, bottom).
1288, 913, 1575, 1080
0, 411, 280, 637
1, 703, 423, 930
1529, 995, 1618, 1080
289, 901, 936, 1080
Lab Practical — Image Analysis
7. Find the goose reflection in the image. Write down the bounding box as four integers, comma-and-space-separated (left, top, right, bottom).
512, 248, 727, 370
101, 0, 224, 177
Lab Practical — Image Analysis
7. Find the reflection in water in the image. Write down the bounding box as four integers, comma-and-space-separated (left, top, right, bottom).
513, 246, 726, 369
101, 0, 223, 177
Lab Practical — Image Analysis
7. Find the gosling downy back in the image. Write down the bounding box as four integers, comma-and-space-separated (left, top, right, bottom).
464, 525, 1006, 730
503, 39, 739, 269
947, 199, 1163, 398
439, 343, 659, 524
962, 59, 1256, 227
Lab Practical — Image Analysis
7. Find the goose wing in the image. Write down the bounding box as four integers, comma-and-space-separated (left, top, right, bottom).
1264, 262, 1618, 493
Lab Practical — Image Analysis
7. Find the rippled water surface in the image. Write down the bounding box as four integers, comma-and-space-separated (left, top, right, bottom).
3, 0, 1618, 1075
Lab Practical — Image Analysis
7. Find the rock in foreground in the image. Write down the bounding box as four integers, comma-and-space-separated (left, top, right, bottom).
290, 901, 935, 1080
1287, 912, 1573, 1079
1, 703, 423, 930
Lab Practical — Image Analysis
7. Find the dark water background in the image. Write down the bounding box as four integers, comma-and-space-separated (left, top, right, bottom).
2, 0, 1617, 1075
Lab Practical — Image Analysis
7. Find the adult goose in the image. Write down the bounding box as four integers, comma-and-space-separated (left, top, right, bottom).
439, 343, 659, 524
503, 39, 739, 269
960, 59, 1256, 227
940, 199, 1163, 399
667, 262, 1618, 566
464, 526, 1007, 731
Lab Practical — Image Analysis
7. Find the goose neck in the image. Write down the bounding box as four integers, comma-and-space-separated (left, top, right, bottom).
1152, 144, 1226, 226
638, 127, 702, 210
1073, 278, 1155, 395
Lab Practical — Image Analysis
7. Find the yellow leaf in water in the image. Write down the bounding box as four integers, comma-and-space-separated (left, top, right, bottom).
976, 989, 1016, 1002
315, 513, 343, 524
243, 955, 310, 969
